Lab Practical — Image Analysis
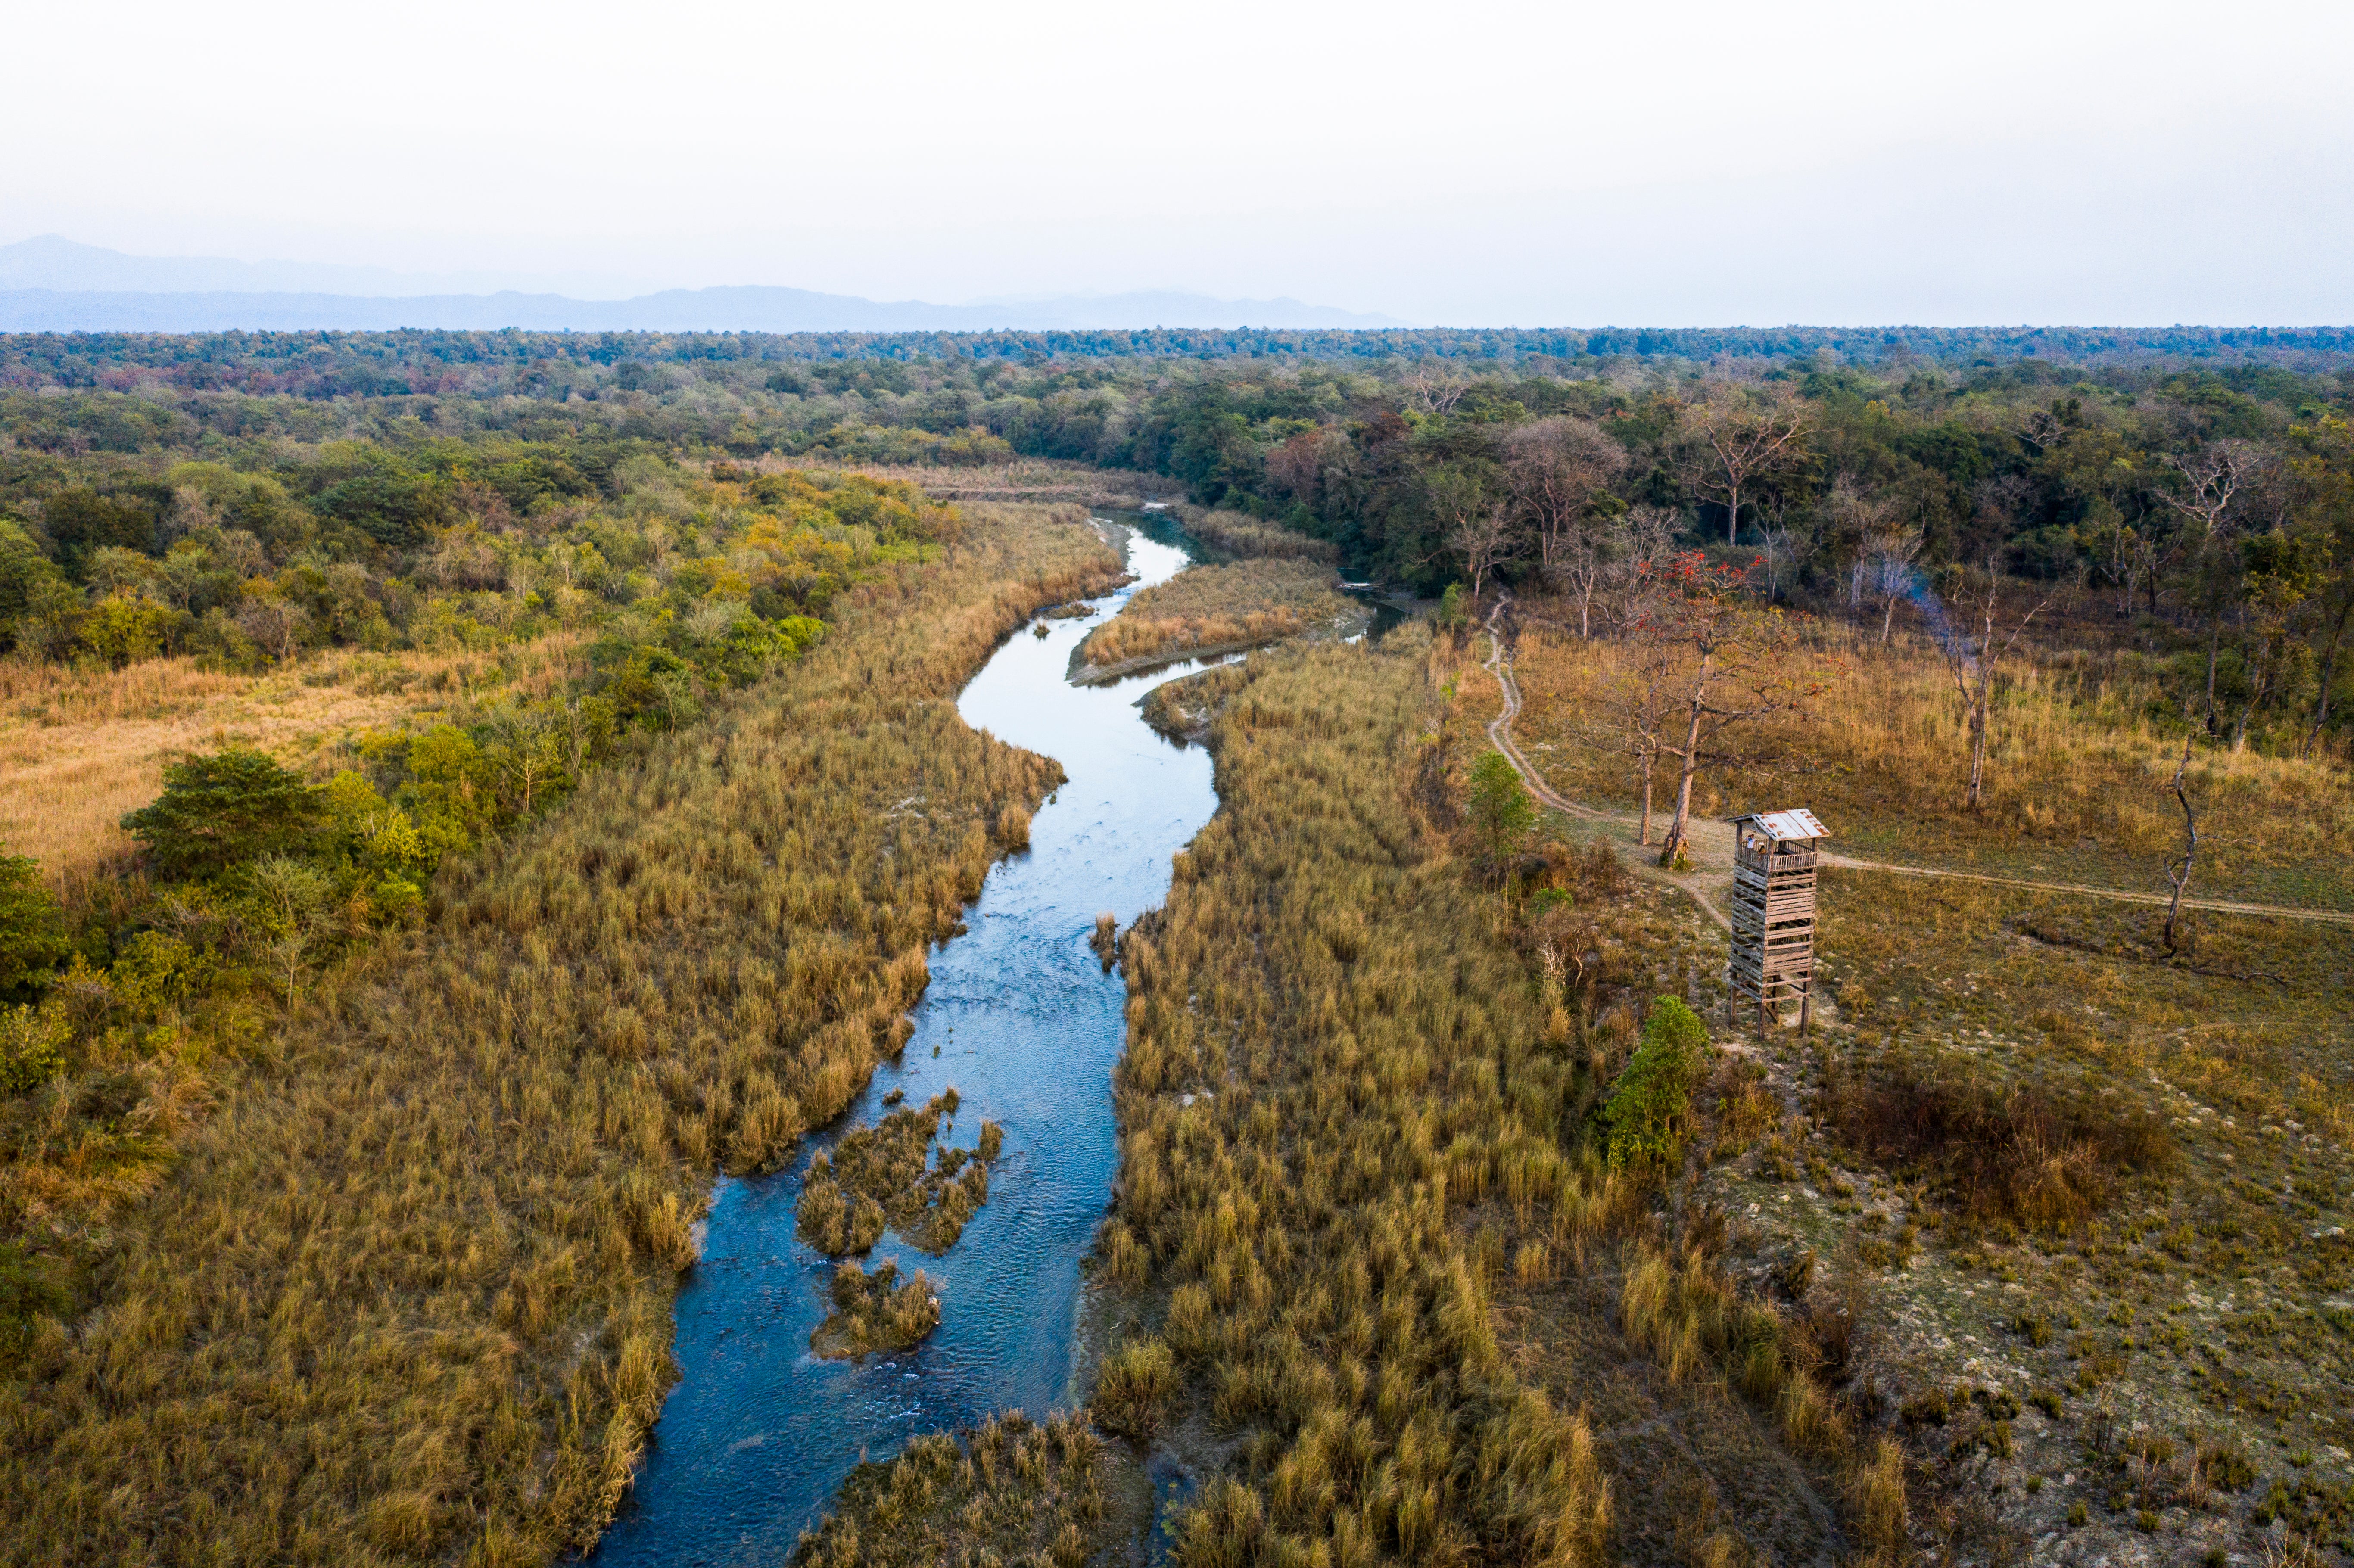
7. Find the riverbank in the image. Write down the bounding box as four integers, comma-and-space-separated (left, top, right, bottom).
592, 519, 1226, 1564
0, 503, 1124, 1568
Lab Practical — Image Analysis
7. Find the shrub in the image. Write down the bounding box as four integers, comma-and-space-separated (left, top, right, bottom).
1467, 750, 1535, 863
1600, 996, 1710, 1168
1818, 1047, 2172, 1231
0, 854, 69, 1001
119, 748, 321, 881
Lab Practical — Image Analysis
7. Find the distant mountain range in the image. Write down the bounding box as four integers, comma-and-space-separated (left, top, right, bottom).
0, 236, 1402, 333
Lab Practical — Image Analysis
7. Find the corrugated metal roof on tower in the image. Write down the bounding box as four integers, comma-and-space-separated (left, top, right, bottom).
1731, 808, 1827, 842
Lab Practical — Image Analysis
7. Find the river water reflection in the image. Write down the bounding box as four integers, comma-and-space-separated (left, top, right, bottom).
592, 524, 1219, 1566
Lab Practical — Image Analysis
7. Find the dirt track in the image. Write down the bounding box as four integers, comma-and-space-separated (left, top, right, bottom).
1478, 603, 2354, 931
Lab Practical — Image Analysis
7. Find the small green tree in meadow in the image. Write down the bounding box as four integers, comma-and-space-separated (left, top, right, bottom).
1467, 750, 1536, 863
120, 749, 321, 881
1601, 996, 1712, 1169
0, 853, 70, 1002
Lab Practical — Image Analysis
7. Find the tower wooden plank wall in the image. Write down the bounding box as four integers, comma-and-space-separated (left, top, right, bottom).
1728, 808, 1828, 1030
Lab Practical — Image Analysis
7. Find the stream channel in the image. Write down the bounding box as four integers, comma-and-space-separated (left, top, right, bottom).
593, 517, 1224, 1566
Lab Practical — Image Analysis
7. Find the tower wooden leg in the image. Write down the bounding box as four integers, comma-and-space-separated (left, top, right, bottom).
1799, 985, 1812, 1037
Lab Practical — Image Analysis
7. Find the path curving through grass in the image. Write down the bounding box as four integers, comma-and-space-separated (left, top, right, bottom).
1478, 600, 2354, 930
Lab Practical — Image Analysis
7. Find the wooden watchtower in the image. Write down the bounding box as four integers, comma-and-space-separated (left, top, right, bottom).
1727, 808, 1828, 1032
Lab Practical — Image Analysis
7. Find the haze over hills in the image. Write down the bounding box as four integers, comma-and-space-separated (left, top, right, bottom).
0, 236, 1405, 333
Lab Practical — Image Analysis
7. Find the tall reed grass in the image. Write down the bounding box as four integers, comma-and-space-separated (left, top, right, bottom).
1096, 630, 1615, 1566
0, 504, 1119, 1566
1078, 559, 1356, 673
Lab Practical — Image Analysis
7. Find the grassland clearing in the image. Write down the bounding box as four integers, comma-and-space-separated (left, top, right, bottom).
1479, 595, 2354, 1566
0, 635, 591, 896
1508, 616, 2354, 913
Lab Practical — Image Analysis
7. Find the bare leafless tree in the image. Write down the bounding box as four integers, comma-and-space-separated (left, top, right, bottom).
1642, 554, 1827, 866
1934, 564, 2062, 809
1868, 523, 1925, 644
1502, 416, 1626, 598
1448, 502, 1523, 605
235, 597, 309, 663
1678, 383, 1811, 547
2160, 440, 2273, 711
1754, 497, 1819, 605
2161, 731, 2199, 955
1597, 507, 1680, 638
1402, 366, 1471, 416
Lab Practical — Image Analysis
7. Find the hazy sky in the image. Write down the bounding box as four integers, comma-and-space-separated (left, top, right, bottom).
7, 0, 2350, 324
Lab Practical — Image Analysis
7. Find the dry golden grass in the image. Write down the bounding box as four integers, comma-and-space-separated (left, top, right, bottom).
809, 1260, 940, 1361
1508, 613, 2354, 910
0, 504, 1119, 1567
1179, 507, 1341, 565
0, 637, 592, 895
1077, 558, 1356, 674
1092, 632, 1622, 1565
792, 1412, 1118, 1568
767, 453, 1166, 508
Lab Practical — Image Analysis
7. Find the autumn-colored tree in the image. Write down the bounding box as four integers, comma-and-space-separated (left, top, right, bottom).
1502, 416, 1626, 611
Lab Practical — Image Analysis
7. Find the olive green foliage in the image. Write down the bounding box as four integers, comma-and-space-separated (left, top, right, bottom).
119, 748, 323, 881
0, 854, 69, 1000
796, 1090, 1000, 1257
810, 1259, 940, 1360
791, 1412, 1109, 1568
1600, 996, 1710, 1169
11, 331, 2353, 746
1467, 748, 1536, 862
0, 504, 1117, 1566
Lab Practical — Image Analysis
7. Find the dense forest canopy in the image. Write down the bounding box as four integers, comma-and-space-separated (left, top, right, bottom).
3, 325, 2352, 758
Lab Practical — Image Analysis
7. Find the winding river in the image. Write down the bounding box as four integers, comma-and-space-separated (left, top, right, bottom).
592, 520, 1222, 1566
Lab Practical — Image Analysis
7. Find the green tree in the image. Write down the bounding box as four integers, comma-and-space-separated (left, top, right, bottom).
1600, 996, 1711, 1168
245, 854, 338, 1003
1467, 750, 1536, 862
0, 854, 70, 1000
120, 749, 321, 880
42, 488, 158, 578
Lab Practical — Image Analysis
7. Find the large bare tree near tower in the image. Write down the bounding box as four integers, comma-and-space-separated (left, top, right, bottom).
1640, 552, 1828, 867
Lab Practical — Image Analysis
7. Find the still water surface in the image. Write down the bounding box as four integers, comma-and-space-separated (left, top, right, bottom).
592, 524, 1219, 1566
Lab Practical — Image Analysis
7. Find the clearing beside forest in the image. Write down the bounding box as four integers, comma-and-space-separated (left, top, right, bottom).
1463, 597, 2354, 1567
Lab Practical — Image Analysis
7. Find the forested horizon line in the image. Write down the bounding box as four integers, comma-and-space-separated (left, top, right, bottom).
8, 322, 2354, 388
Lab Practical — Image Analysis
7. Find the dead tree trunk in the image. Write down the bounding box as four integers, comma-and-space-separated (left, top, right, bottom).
2162, 732, 2199, 955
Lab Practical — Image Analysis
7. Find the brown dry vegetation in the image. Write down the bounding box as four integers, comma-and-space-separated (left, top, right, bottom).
810, 1260, 941, 1361
791, 1412, 1121, 1568
1179, 507, 1343, 565
1509, 616, 2354, 910
1077, 557, 1358, 674
796, 1089, 1002, 1256
1079, 632, 1866, 1567
0, 504, 1119, 1566
0, 635, 592, 895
